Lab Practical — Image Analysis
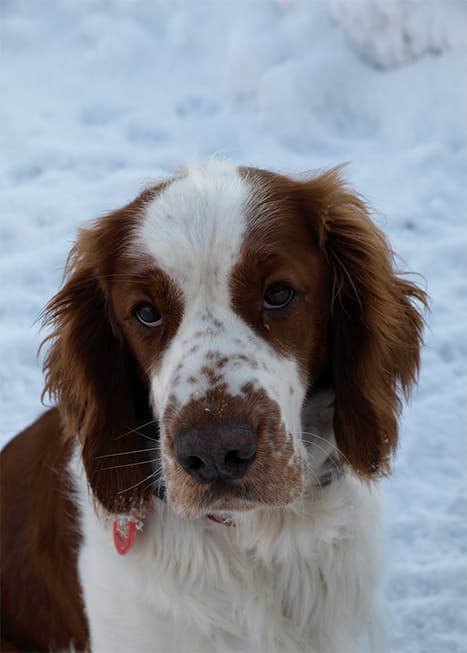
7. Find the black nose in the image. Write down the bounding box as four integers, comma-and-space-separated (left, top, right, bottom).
173, 420, 257, 484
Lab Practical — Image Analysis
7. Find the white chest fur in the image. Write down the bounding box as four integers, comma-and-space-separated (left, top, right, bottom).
73, 460, 386, 653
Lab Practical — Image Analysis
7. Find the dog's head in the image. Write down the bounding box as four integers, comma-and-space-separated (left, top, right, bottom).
42, 162, 426, 518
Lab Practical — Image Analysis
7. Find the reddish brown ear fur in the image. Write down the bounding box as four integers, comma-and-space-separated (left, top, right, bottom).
41, 189, 159, 514
297, 169, 427, 477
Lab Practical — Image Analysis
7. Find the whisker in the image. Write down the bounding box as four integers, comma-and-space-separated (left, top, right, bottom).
154, 471, 165, 494
300, 434, 346, 496
116, 419, 159, 440
122, 429, 159, 444
95, 447, 159, 460
142, 478, 163, 497
304, 440, 340, 473
118, 471, 159, 495
301, 430, 352, 467
97, 457, 160, 473
151, 468, 164, 483
302, 438, 346, 477
304, 467, 325, 499
148, 465, 165, 500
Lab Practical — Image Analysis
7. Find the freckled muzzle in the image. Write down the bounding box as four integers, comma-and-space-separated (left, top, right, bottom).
159, 384, 306, 518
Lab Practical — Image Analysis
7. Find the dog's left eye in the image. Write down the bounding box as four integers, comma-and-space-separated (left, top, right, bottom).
133, 302, 162, 328
264, 283, 295, 309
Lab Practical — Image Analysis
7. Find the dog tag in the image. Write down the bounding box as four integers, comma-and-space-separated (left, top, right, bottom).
113, 517, 137, 554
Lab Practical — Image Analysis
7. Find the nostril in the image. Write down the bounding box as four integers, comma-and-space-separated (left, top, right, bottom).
224, 450, 240, 467
224, 449, 255, 466
185, 456, 205, 472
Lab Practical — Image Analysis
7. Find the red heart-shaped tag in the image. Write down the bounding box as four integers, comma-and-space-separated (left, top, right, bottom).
113, 517, 137, 555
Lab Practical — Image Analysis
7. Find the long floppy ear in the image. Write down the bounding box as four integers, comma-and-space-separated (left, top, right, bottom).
41, 194, 158, 514
298, 168, 427, 477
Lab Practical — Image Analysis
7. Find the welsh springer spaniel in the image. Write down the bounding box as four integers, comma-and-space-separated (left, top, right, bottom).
0, 161, 426, 653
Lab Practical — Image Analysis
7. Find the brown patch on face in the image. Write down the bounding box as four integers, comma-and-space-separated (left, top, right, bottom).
161, 387, 304, 518
232, 167, 331, 386
40, 178, 186, 514
237, 166, 427, 479
110, 261, 184, 378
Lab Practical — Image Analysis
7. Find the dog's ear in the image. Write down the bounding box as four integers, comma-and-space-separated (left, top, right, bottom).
41, 194, 158, 513
298, 168, 427, 477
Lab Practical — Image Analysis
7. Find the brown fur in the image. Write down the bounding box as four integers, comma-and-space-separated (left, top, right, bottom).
0, 410, 88, 651
40, 184, 172, 515
0, 166, 427, 651
301, 169, 427, 475
162, 387, 303, 518
241, 166, 427, 476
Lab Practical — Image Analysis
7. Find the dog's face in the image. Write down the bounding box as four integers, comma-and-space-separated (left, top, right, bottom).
109, 163, 330, 517
43, 162, 426, 517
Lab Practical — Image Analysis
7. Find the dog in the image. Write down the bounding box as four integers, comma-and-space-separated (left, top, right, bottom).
0, 161, 426, 652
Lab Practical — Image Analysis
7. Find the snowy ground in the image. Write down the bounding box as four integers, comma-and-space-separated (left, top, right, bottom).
1, 1, 466, 651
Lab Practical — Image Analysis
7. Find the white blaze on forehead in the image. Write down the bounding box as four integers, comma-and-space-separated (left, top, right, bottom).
134, 161, 308, 461
136, 160, 249, 294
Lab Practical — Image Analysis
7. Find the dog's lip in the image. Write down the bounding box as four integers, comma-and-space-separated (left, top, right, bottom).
166, 477, 302, 518
204, 498, 258, 512
191, 495, 261, 520
168, 479, 300, 516
200, 483, 258, 511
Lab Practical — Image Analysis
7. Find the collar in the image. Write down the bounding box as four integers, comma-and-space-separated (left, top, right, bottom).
313, 454, 344, 490
113, 455, 344, 553
152, 482, 166, 502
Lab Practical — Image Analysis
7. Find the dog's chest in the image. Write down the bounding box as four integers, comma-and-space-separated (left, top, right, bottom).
79, 507, 316, 652
75, 473, 382, 653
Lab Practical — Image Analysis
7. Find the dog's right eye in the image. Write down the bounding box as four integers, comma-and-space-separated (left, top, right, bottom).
133, 302, 162, 328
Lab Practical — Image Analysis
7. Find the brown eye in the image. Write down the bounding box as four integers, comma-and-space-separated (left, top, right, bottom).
133, 302, 162, 328
264, 283, 295, 309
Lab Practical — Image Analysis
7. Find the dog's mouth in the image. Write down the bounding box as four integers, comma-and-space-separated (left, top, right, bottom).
201, 478, 254, 501
159, 424, 307, 519
163, 474, 303, 519
201, 482, 261, 513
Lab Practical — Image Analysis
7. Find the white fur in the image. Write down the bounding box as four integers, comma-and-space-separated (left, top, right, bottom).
73, 452, 386, 653
134, 162, 308, 514
74, 162, 388, 651
137, 162, 305, 423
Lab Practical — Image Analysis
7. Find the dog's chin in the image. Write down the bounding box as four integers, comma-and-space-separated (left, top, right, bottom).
166, 482, 304, 520
167, 494, 259, 520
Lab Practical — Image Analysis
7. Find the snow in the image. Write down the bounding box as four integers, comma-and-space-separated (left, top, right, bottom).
331, 0, 467, 69
1, 1, 466, 650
